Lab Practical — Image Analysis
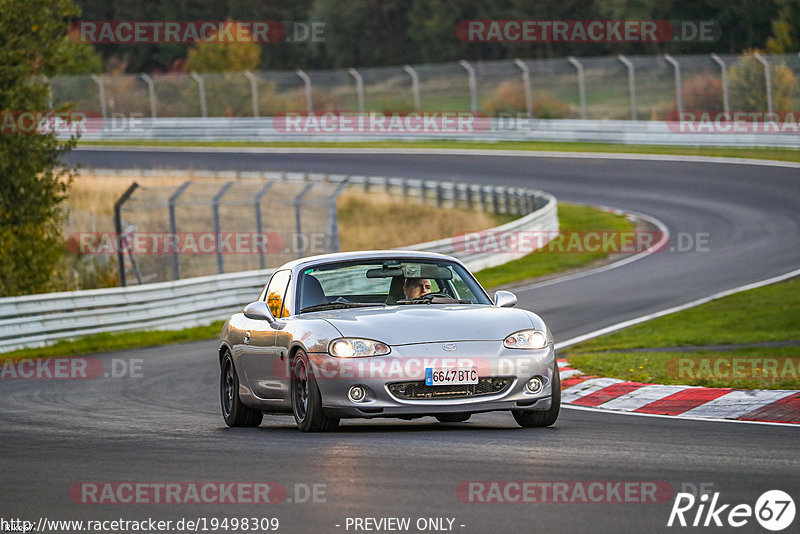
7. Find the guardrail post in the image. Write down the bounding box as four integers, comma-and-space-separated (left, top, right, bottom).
348, 68, 365, 113
114, 182, 139, 287
243, 71, 259, 117
513, 59, 533, 117
296, 69, 313, 112
294, 183, 314, 258
190, 72, 207, 118
753, 53, 773, 114
140, 74, 157, 118
403, 65, 421, 111
663, 54, 683, 116
492, 187, 499, 213
459, 60, 478, 113
710, 53, 730, 114
617, 55, 637, 120
212, 181, 235, 274
567, 57, 588, 120
436, 183, 444, 207
168, 181, 192, 280
254, 181, 274, 270
325, 178, 350, 253
91, 74, 107, 119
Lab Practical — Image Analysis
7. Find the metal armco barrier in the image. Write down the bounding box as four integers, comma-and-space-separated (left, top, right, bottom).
73, 117, 800, 148
0, 177, 557, 353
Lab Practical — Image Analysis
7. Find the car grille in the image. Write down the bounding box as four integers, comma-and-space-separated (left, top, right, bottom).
387, 377, 514, 400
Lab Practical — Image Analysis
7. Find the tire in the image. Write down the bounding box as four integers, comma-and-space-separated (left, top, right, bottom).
291, 350, 340, 432
435, 414, 471, 423
512, 368, 561, 428
220, 352, 263, 428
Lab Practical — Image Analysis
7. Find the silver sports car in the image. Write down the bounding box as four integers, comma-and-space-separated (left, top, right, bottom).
219, 250, 559, 431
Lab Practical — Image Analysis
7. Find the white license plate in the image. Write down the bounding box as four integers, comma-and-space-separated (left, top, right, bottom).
425, 367, 479, 386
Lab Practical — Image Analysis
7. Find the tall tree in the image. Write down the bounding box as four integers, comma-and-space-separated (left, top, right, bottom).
0, 0, 80, 295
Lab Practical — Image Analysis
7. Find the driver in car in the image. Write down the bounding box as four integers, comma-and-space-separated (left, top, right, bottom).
402, 277, 431, 299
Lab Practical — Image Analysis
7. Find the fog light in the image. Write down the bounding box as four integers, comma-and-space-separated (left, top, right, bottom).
525, 377, 544, 394
348, 385, 367, 403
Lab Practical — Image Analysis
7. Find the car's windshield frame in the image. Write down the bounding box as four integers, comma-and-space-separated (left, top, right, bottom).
293, 257, 491, 314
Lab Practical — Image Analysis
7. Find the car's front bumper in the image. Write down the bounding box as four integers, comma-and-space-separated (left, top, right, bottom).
308, 340, 555, 419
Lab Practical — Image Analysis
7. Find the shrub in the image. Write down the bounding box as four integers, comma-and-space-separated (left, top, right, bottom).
728, 49, 797, 112
483, 81, 572, 118
682, 74, 724, 112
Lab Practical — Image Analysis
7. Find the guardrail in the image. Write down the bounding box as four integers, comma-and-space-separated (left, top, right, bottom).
0, 177, 557, 353
74, 117, 800, 148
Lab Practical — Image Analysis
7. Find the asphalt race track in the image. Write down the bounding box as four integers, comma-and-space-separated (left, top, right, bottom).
2, 148, 799, 533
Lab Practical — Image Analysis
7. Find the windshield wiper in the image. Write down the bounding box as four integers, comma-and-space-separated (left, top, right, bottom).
396, 295, 471, 305
300, 302, 380, 313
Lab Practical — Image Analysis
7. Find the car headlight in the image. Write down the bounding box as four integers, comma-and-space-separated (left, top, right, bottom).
503, 329, 548, 349
328, 338, 391, 358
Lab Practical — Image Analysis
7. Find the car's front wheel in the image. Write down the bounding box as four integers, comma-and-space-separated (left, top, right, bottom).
512, 368, 561, 428
291, 350, 340, 432
220, 352, 263, 427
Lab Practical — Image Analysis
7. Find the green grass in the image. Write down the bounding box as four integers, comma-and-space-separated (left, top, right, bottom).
79, 139, 800, 163
475, 203, 635, 289
1, 322, 224, 361
565, 277, 800, 389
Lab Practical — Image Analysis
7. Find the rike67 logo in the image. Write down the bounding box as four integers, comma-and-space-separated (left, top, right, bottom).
668, 490, 795, 531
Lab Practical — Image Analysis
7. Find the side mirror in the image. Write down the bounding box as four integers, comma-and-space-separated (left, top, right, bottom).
243, 301, 272, 321
493, 290, 517, 308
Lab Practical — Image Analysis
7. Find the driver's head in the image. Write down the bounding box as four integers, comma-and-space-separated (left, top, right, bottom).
403, 277, 431, 299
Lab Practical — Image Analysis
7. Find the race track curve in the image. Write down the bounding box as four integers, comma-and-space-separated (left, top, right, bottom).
1, 148, 798, 534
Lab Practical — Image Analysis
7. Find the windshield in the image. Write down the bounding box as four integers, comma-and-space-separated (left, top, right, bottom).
296, 259, 490, 313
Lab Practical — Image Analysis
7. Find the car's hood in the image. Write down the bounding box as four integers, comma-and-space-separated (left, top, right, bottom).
319, 305, 536, 345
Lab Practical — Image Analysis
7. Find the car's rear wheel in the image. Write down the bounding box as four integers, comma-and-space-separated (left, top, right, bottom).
220, 352, 263, 427
291, 350, 339, 432
435, 414, 471, 423
512, 368, 561, 428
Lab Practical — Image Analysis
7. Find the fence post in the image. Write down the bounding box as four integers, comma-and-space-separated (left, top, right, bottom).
617, 55, 637, 120
212, 181, 235, 274
710, 53, 730, 114
294, 183, 314, 258
42, 75, 53, 109
459, 59, 478, 113
325, 178, 350, 253
753, 52, 773, 114
567, 57, 588, 120
243, 71, 259, 117
190, 72, 207, 118
296, 69, 313, 112
114, 182, 139, 287
91, 74, 107, 119
254, 182, 274, 270
403, 65, 421, 111
348, 68, 365, 112
140, 74, 157, 118
663, 54, 683, 116
168, 181, 192, 280
513, 59, 533, 117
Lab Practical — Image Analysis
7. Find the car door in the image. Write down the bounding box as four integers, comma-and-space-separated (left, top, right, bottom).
238, 270, 291, 400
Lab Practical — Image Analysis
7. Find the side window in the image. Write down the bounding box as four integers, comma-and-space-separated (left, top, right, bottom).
264, 270, 291, 318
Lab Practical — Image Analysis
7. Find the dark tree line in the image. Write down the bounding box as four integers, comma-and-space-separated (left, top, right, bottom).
74, 0, 798, 73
